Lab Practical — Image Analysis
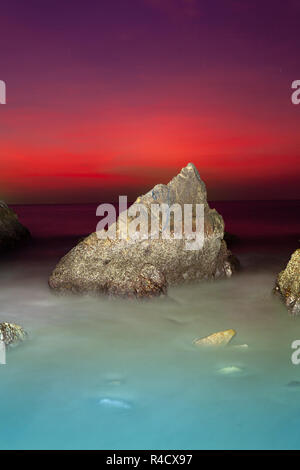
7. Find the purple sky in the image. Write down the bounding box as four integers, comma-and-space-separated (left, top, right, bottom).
0, 0, 300, 202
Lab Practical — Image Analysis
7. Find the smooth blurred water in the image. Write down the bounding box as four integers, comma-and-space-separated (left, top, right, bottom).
0, 202, 299, 450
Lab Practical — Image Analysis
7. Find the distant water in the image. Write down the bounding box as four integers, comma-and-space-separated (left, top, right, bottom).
0, 201, 300, 450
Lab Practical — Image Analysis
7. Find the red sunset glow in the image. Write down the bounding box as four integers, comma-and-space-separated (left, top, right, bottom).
0, 0, 299, 202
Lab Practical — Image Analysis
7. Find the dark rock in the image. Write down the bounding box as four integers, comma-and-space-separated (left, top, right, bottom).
0, 322, 27, 346
49, 163, 238, 298
0, 202, 31, 252
274, 249, 300, 315
224, 231, 240, 247
287, 381, 300, 388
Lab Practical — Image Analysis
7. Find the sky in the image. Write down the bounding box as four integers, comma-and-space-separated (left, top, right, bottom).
0, 0, 300, 203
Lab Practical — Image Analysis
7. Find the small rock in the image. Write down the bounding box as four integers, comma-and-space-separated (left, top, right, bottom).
218, 366, 243, 375
98, 398, 131, 409
108, 380, 122, 386
0, 322, 27, 346
274, 249, 300, 315
194, 329, 236, 347
287, 381, 300, 388
0, 202, 30, 252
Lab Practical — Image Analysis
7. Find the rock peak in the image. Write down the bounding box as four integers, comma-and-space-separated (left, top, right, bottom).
180, 162, 201, 182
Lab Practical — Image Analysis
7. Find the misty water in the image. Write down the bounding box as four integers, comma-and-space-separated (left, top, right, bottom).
0, 201, 300, 450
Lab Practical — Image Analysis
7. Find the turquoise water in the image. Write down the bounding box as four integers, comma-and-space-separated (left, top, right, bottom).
0, 203, 300, 449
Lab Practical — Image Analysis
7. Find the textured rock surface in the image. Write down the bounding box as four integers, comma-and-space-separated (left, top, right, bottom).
274, 249, 300, 315
49, 163, 238, 298
0, 201, 30, 252
0, 322, 27, 346
193, 329, 236, 347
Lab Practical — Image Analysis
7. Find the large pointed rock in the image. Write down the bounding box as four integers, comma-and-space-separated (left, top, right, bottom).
274, 249, 300, 315
0, 201, 30, 252
49, 163, 238, 298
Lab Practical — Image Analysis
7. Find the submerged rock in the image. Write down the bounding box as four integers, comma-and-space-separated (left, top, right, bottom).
274, 249, 300, 315
0, 322, 27, 346
232, 344, 248, 350
0, 201, 30, 252
218, 366, 243, 375
98, 398, 132, 409
194, 329, 236, 347
49, 163, 238, 298
287, 381, 300, 388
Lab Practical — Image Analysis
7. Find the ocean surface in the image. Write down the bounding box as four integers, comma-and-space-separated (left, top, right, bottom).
0, 201, 300, 450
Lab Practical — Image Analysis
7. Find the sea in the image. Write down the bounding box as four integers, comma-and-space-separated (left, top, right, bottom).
0, 200, 299, 450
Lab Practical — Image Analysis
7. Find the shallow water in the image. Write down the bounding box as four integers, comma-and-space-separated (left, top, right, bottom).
0, 202, 300, 450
